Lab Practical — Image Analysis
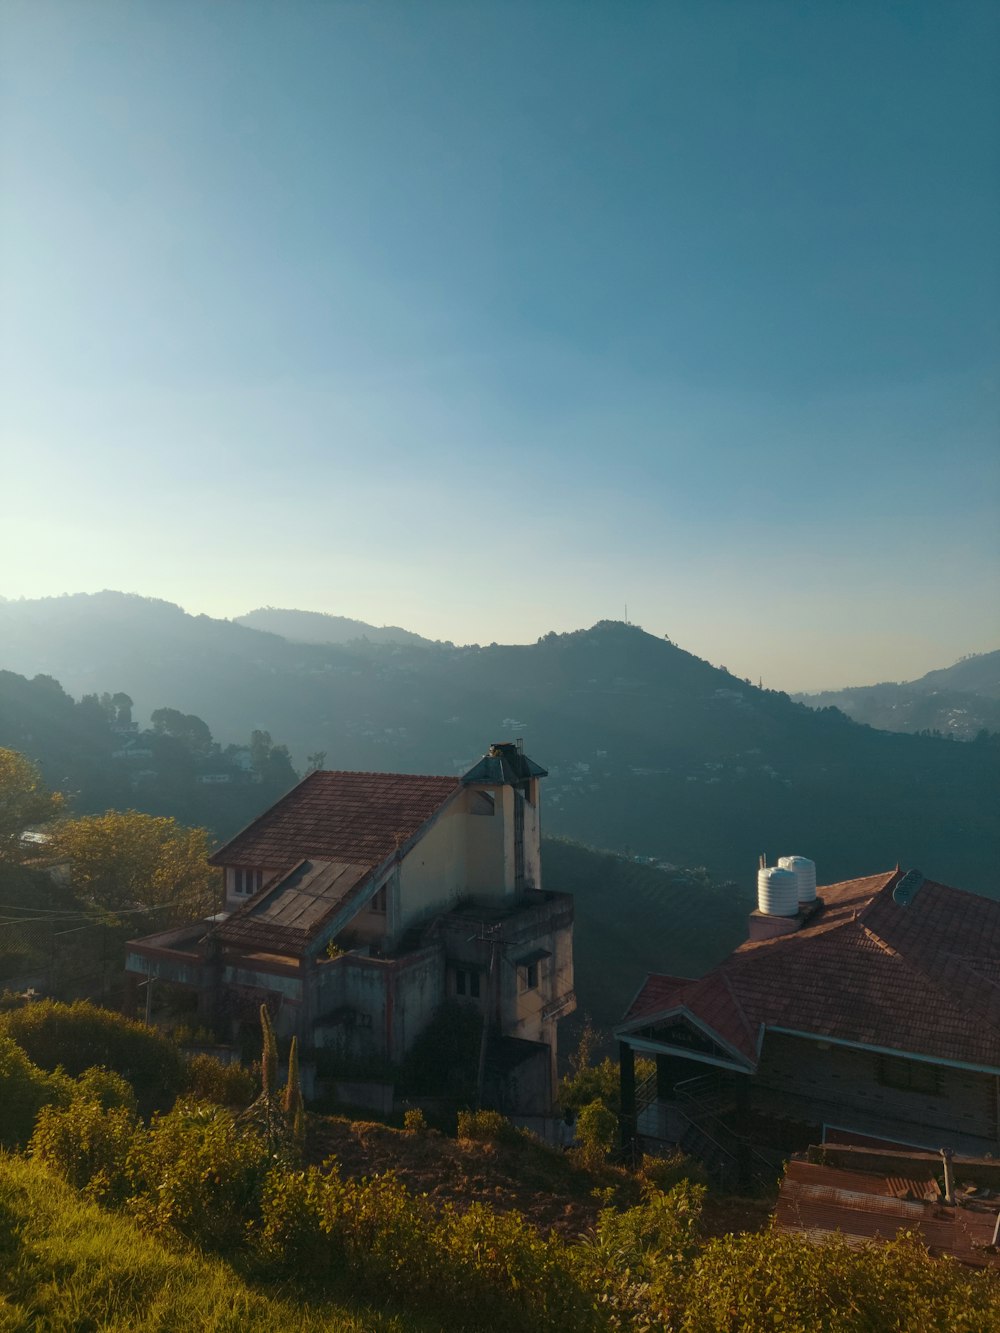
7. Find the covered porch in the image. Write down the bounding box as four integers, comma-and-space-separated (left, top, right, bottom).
616, 1008, 778, 1191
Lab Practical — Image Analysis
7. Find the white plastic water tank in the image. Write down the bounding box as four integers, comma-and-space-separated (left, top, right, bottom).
757, 866, 798, 917
778, 855, 817, 905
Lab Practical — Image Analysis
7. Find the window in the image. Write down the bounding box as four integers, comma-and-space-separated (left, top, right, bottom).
455, 967, 481, 999
515, 948, 549, 993
233, 868, 262, 897
371, 884, 388, 914
878, 1055, 941, 1096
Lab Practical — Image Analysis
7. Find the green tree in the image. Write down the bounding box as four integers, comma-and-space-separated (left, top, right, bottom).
250, 730, 297, 787
50, 810, 217, 923
150, 708, 214, 755
0, 748, 63, 863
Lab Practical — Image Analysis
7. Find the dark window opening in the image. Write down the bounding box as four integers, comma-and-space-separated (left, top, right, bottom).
371, 884, 388, 914
521, 961, 539, 992
455, 967, 481, 999
233, 868, 262, 897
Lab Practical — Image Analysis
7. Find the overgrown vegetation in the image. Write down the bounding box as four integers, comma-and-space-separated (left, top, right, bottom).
1, 1002, 998, 1330
0, 997, 185, 1113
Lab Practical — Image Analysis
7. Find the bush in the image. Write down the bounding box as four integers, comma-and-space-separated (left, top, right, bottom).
572, 1180, 705, 1329
30, 1088, 139, 1205
0, 1033, 70, 1148
0, 1154, 377, 1332
642, 1150, 710, 1193
576, 1098, 617, 1166
130, 1098, 274, 1252
456, 1108, 523, 1146
403, 1107, 428, 1134
74, 1065, 138, 1114
185, 1053, 257, 1108
680, 1229, 1000, 1333
0, 999, 185, 1113
259, 1161, 596, 1331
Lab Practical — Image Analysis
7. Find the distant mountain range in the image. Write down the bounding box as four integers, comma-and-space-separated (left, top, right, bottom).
235, 607, 436, 648
1, 592, 997, 896
795, 651, 1000, 740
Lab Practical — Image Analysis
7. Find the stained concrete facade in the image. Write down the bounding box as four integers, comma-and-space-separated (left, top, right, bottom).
126, 744, 574, 1110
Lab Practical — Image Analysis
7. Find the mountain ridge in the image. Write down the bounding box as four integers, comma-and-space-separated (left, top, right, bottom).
1, 592, 996, 895
795, 649, 1000, 738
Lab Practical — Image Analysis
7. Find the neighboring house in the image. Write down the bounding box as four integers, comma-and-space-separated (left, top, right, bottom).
126, 743, 575, 1111
616, 866, 1000, 1185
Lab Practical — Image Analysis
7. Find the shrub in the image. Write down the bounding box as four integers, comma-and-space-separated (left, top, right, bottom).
0, 1033, 70, 1148
258, 1161, 595, 1331
74, 1065, 138, 1113
679, 1229, 1000, 1333
456, 1108, 522, 1145
641, 1150, 710, 1193
30, 1090, 139, 1205
0, 999, 185, 1113
0, 1154, 377, 1332
185, 1053, 257, 1108
131, 1098, 274, 1252
403, 1106, 428, 1134
576, 1097, 617, 1166
572, 1180, 704, 1328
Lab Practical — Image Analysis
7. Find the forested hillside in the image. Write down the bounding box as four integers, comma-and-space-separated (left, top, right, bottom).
796, 650, 1000, 739
0, 668, 297, 836
1, 593, 997, 895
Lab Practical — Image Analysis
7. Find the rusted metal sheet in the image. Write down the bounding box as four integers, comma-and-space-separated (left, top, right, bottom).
776, 1156, 1000, 1268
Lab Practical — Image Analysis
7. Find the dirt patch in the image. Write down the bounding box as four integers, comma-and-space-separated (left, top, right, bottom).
306, 1114, 773, 1241
307, 1115, 610, 1237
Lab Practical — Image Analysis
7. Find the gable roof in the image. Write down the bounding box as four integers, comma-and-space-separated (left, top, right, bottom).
210, 770, 461, 871
620, 870, 1000, 1074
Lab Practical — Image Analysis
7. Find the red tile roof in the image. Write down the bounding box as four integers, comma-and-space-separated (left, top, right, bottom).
621, 870, 1000, 1072
210, 770, 461, 873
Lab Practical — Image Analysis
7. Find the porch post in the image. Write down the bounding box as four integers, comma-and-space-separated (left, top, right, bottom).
619, 1040, 636, 1150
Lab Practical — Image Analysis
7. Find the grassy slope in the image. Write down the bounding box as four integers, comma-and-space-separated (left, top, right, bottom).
0, 1154, 409, 1333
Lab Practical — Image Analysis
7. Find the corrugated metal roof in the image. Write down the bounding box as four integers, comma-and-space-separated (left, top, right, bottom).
776, 1157, 1000, 1269
217, 858, 371, 955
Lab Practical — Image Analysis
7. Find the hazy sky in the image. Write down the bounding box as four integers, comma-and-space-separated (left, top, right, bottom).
2, 1, 998, 691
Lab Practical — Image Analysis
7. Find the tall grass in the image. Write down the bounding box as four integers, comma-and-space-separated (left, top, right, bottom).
0, 1154, 412, 1333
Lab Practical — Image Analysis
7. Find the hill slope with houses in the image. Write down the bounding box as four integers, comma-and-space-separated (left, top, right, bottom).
1, 592, 997, 897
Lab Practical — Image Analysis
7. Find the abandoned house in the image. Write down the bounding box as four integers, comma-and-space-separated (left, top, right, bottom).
616, 862, 1000, 1186
125, 743, 575, 1111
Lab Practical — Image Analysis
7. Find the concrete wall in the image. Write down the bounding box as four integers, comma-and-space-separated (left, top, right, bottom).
755, 1032, 999, 1151
396, 804, 468, 934
464, 787, 505, 896
310, 945, 445, 1064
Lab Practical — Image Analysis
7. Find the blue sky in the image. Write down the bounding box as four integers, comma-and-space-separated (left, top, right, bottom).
1, 1, 997, 690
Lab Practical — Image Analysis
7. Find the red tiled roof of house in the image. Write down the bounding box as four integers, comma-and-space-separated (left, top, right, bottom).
210, 770, 461, 872
621, 870, 1000, 1072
